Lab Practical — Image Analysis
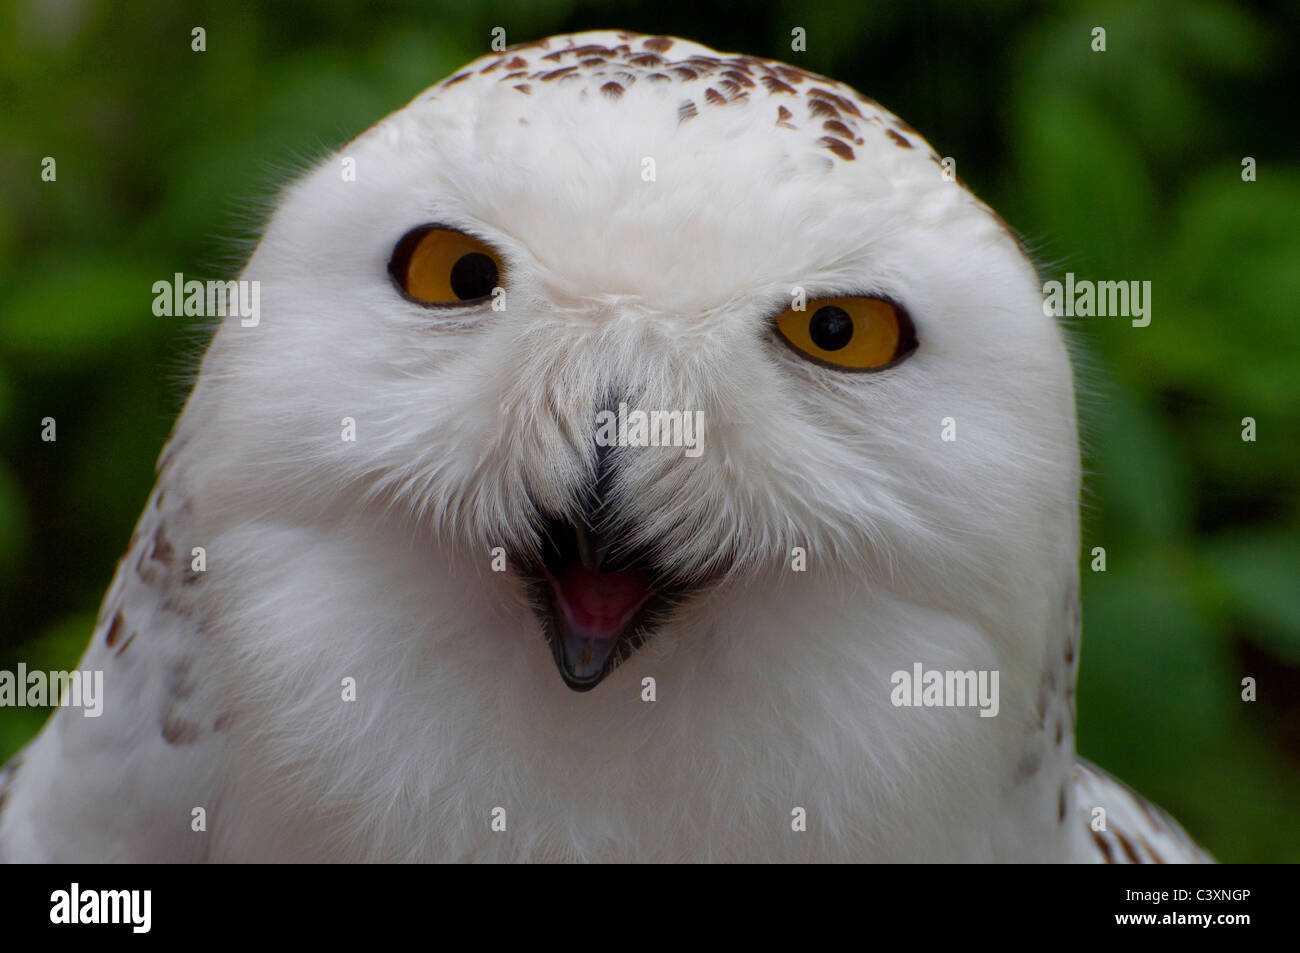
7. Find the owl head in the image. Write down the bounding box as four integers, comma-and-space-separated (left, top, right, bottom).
193, 31, 1078, 694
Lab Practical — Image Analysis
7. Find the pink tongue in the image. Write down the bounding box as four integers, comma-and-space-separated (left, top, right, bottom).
551, 565, 654, 640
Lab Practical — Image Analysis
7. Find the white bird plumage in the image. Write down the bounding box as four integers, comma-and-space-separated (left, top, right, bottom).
0, 30, 1210, 863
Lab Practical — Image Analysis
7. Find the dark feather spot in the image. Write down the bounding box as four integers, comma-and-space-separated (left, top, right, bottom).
671, 67, 698, 81
540, 66, 578, 81
761, 75, 797, 95
162, 717, 200, 746
678, 100, 698, 122
600, 82, 624, 99
106, 611, 125, 647
721, 70, 755, 88
819, 137, 855, 161
150, 527, 175, 566
886, 128, 913, 149
1092, 830, 1117, 863
513, 84, 532, 95
704, 87, 726, 106
165, 658, 196, 701
807, 99, 840, 119
444, 72, 472, 87
809, 88, 863, 117
116, 631, 137, 656
1113, 829, 1142, 863
822, 119, 854, 138
643, 36, 674, 53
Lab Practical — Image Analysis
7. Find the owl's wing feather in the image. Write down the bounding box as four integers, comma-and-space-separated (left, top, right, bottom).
0, 473, 226, 862
1073, 758, 1214, 863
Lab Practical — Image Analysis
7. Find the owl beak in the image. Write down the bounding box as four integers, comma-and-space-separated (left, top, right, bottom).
527, 516, 663, 691
543, 562, 657, 689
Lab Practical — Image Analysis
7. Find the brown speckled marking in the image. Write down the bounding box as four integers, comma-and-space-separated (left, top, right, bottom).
162, 716, 200, 746
761, 75, 797, 95
819, 137, 855, 161
600, 82, 624, 99
135, 548, 158, 585
646, 72, 670, 83
1092, 829, 1116, 863
106, 611, 125, 647
213, 711, 235, 732
513, 84, 532, 95
722, 69, 755, 88
1014, 745, 1043, 782
580, 57, 607, 68
775, 65, 807, 84
671, 66, 698, 81
807, 98, 840, 120
164, 658, 196, 701
809, 88, 863, 118
776, 105, 796, 129
822, 119, 854, 139
541, 65, 579, 81
115, 630, 137, 656
444, 71, 472, 87
1138, 834, 1164, 864
506, 38, 552, 53
678, 100, 698, 122
886, 128, 913, 149
628, 53, 663, 67
704, 87, 726, 106
150, 526, 175, 565
643, 36, 674, 53
1113, 828, 1142, 863
1054, 719, 1064, 746
1058, 785, 1068, 823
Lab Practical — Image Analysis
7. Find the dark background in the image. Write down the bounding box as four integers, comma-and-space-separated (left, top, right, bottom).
1, 0, 1297, 860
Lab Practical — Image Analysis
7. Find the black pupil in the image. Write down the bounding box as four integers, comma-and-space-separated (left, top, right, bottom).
808, 306, 854, 351
449, 252, 498, 300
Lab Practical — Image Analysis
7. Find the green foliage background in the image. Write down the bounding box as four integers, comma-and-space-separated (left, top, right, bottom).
1, 0, 1296, 861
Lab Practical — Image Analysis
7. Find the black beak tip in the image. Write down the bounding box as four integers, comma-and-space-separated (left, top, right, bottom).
553, 633, 619, 692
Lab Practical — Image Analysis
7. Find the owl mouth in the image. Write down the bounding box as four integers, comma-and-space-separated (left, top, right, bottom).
523, 516, 686, 692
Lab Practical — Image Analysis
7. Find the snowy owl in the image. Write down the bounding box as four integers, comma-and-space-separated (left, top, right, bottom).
0, 30, 1212, 863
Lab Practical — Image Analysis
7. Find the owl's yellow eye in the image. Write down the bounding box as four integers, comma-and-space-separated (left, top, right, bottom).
774, 296, 916, 371
388, 225, 504, 305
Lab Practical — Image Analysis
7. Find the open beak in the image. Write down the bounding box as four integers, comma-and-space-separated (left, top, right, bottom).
528, 517, 671, 691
